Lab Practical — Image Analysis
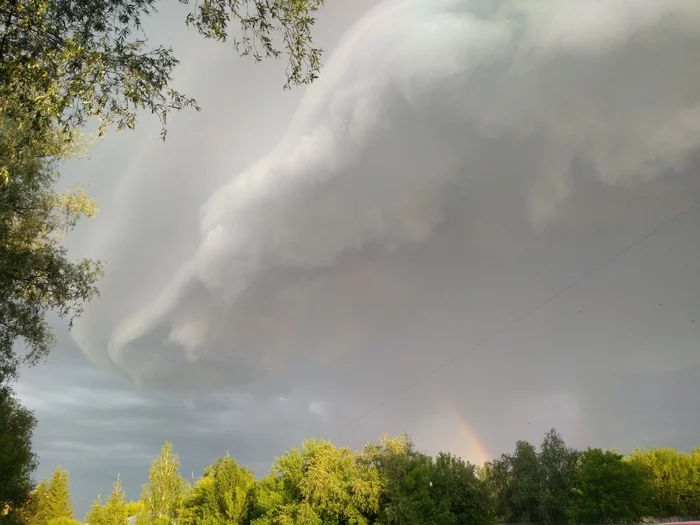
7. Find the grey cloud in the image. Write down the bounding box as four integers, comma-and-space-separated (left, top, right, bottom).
75, 0, 700, 391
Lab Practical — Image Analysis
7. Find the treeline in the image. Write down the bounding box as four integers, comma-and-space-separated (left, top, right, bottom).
10, 430, 700, 525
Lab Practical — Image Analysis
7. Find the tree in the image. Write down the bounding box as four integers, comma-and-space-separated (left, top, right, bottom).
103, 477, 127, 525
26, 466, 75, 525
0, 385, 37, 520
429, 452, 495, 525
44, 467, 74, 523
0, 116, 102, 381
360, 434, 448, 525
139, 442, 188, 525
85, 495, 105, 525
484, 440, 542, 523
124, 500, 142, 518
249, 438, 381, 525
180, 454, 255, 525
0, 0, 324, 150
567, 448, 652, 525
627, 447, 700, 519
537, 429, 580, 525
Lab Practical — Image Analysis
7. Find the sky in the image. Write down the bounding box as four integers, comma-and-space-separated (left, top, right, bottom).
14, 0, 700, 516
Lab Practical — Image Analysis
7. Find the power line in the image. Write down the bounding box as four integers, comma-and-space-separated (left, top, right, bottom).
329, 199, 699, 438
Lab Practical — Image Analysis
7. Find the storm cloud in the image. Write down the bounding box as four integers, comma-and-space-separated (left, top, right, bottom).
73, 0, 700, 392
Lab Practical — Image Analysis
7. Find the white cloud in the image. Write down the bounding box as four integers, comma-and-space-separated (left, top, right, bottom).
73, 0, 700, 399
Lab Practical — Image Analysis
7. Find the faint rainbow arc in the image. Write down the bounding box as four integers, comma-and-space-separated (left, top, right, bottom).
447, 405, 492, 465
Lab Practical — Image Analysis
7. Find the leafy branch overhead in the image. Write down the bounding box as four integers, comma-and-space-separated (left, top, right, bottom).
183, 0, 325, 88
0, 0, 325, 145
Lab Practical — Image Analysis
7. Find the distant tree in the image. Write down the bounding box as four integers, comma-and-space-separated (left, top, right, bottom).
180, 454, 255, 525
484, 440, 542, 523
627, 447, 700, 519
103, 477, 128, 525
45, 467, 74, 523
250, 438, 380, 525
359, 433, 449, 525
689, 448, 700, 519
138, 442, 188, 525
85, 495, 105, 525
537, 429, 580, 524
25, 481, 49, 525
0, 385, 37, 518
46, 518, 81, 525
429, 452, 495, 525
123, 500, 142, 518
27, 467, 75, 525
567, 448, 652, 525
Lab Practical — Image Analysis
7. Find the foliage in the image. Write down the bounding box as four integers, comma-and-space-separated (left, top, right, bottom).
249, 438, 381, 525
46, 518, 80, 525
19, 430, 700, 525
627, 447, 700, 519
0, 385, 37, 520
138, 442, 188, 525
103, 477, 127, 525
360, 434, 446, 525
0, 114, 102, 381
567, 448, 652, 525
182, 0, 325, 90
85, 495, 105, 525
484, 439, 541, 523
27, 467, 74, 525
180, 454, 255, 525
537, 429, 580, 525
123, 500, 142, 518
429, 452, 495, 525
0, 0, 324, 153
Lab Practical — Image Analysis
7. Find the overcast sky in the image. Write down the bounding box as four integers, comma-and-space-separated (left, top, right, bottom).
14, 0, 700, 517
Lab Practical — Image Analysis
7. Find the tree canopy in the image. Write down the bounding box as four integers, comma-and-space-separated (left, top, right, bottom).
180, 455, 255, 525
15, 430, 700, 525
567, 448, 653, 525
0, 0, 325, 147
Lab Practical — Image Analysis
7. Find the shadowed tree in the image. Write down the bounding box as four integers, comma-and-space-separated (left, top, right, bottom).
567, 448, 652, 525
360, 433, 449, 525
429, 452, 495, 525
0, 385, 37, 521
627, 447, 700, 519
537, 429, 580, 524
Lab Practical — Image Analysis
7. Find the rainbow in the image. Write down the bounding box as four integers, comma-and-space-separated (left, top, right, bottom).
447, 404, 492, 466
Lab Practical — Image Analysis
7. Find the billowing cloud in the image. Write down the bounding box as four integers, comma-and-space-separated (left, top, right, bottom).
73, 0, 700, 401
